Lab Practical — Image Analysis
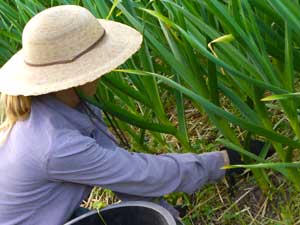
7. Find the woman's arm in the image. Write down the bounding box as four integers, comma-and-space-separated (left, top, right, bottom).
46, 128, 226, 197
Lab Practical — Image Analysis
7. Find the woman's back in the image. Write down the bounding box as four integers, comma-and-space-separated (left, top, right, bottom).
0, 96, 92, 225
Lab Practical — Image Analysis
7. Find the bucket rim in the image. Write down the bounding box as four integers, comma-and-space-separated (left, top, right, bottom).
64, 201, 178, 225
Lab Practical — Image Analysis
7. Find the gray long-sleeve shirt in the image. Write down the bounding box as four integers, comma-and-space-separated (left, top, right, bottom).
0, 94, 225, 225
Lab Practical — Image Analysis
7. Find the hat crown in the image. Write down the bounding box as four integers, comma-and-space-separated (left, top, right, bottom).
22, 5, 104, 65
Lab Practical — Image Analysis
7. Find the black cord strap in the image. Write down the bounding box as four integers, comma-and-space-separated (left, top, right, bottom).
80, 100, 120, 147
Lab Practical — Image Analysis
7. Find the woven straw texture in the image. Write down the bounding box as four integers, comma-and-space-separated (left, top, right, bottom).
0, 5, 143, 96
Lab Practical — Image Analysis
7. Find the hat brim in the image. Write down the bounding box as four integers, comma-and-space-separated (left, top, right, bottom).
0, 19, 143, 96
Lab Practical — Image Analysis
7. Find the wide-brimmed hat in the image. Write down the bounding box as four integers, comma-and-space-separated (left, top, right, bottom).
0, 5, 143, 96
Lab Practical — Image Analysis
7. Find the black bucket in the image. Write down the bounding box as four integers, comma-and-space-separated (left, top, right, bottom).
64, 201, 184, 225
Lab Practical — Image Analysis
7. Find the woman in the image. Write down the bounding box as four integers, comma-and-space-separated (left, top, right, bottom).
0, 5, 262, 225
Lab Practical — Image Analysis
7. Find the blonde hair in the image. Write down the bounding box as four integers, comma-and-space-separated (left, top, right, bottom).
0, 94, 31, 144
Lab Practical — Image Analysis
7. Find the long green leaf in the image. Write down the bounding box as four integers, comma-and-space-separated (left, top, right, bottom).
117, 69, 300, 149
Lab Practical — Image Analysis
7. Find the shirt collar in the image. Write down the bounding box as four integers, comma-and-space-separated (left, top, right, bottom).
36, 94, 95, 135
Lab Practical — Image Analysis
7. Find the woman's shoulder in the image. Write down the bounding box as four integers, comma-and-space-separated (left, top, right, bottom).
5, 97, 78, 153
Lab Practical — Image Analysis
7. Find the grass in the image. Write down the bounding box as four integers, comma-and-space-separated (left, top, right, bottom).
1, 0, 300, 224
85, 174, 300, 224
3, 0, 300, 188
82, 95, 300, 225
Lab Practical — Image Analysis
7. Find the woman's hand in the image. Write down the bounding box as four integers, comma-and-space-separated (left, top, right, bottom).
221, 140, 275, 190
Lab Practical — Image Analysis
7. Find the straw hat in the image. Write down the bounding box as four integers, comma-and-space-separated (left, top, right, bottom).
0, 5, 143, 96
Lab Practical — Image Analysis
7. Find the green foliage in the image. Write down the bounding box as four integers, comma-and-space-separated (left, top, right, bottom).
1, 0, 300, 199
98, 0, 300, 191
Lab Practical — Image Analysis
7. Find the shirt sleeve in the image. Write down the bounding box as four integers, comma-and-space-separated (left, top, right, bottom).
78, 102, 118, 148
46, 128, 225, 197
